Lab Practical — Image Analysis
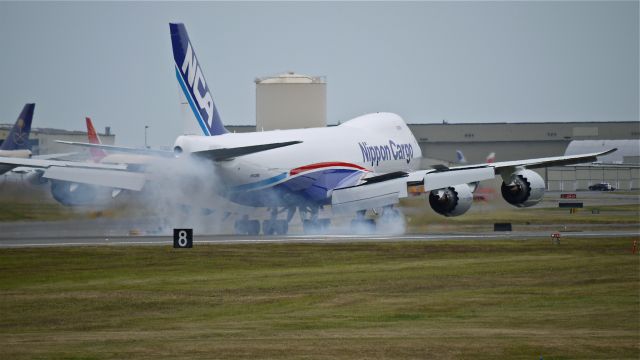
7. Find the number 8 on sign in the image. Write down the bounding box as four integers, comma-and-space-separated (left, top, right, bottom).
173, 229, 193, 248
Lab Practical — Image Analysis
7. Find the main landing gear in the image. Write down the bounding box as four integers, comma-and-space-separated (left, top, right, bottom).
234, 207, 295, 235
262, 207, 292, 235
300, 205, 331, 235
350, 209, 376, 233
350, 206, 404, 234
233, 205, 404, 235
234, 215, 260, 235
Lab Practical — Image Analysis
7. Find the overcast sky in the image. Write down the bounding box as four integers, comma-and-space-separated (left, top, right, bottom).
0, 1, 638, 146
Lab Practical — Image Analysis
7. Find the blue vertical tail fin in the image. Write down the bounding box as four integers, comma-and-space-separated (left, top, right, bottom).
1, 103, 35, 150
170, 23, 227, 136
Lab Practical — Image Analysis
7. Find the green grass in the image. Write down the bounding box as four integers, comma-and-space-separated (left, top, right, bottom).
402, 199, 640, 231
0, 238, 638, 359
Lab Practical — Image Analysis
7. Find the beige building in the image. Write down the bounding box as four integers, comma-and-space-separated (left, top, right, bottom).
255, 72, 326, 131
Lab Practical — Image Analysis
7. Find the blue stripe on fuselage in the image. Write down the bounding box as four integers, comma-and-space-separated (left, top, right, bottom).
230, 172, 288, 192
175, 66, 210, 136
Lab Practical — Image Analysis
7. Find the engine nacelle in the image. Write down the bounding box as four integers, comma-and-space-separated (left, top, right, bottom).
50, 180, 97, 206
428, 184, 473, 217
501, 169, 545, 208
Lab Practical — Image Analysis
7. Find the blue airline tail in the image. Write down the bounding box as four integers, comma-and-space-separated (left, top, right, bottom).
170, 23, 227, 136
455, 150, 467, 164
1, 103, 35, 151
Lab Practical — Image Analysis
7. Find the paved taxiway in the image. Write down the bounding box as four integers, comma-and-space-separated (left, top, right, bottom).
1, 230, 638, 248
0, 190, 637, 248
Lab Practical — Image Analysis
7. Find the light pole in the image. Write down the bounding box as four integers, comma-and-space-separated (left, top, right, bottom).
144, 125, 149, 149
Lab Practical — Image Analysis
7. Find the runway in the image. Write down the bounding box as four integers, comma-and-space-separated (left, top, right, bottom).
1, 229, 638, 248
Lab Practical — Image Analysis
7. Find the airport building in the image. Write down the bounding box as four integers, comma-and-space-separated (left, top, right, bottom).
0, 124, 115, 155
409, 121, 638, 164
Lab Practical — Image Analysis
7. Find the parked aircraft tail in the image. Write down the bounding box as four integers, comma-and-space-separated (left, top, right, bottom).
455, 150, 467, 164
1, 103, 35, 151
170, 23, 227, 137
85, 117, 107, 162
486, 152, 496, 163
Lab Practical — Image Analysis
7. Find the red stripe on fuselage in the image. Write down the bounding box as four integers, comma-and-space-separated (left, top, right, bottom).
289, 162, 368, 176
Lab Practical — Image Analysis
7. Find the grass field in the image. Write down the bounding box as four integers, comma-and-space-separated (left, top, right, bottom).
1, 238, 638, 359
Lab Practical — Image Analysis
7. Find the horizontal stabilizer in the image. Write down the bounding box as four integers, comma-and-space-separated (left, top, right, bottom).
0, 156, 127, 170
55, 141, 174, 157
192, 141, 302, 161
33, 152, 79, 160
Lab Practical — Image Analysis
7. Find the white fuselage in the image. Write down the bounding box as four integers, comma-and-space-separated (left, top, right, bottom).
173, 113, 422, 206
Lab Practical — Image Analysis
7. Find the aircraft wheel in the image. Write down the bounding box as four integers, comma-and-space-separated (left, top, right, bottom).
274, 220, 288, 235
235, 219, 261, 235
262, 220, 288, 235
303, 219, 330, 234
350, 219, 376, 234
234, 220, 247, 235
248, 220, 260, 235
319, 219, 331, 231
302, 220, 318, 234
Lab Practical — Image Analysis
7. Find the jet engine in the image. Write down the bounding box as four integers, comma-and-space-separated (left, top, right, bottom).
25, 170, 48, 186
50, 180, 97, 206
501, 169, 545, 207
428, 184, 473, 217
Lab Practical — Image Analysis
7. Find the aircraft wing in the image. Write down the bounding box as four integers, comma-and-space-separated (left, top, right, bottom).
55, 140, 303, 161
331, 149, 617, 212
0, 156, 146, 191
474, 148, 617, 171
191, 141, 302, 161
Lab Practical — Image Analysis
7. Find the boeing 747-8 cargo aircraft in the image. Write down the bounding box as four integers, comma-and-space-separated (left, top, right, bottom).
0, 24, 615, 234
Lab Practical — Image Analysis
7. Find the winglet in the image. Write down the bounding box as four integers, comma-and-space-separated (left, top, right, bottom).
598, 148, 618, 157
1, 103, 35, 151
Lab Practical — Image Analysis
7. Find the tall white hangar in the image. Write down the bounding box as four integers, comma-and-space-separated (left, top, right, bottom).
255, 72, 326, 131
